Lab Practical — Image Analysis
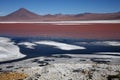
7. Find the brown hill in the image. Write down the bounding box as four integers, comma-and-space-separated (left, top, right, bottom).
73, 12, 120, 20
1, 8, 41, 21
0, 8, 120, 21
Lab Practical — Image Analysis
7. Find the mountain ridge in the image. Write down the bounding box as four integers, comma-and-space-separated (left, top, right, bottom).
0, 8, 120, 21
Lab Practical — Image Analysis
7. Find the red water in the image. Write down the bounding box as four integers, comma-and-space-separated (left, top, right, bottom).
0, 23, 120, 39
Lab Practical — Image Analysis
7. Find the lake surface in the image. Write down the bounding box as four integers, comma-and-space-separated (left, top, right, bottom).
12, 36, 120, 57
0, 23, 120, 63
0, 36, 120, 63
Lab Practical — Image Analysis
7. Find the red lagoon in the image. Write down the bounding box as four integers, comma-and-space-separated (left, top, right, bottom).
0, 23, 120, 39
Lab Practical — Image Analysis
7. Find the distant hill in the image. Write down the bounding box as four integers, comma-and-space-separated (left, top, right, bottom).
73, 12, 120, 20
0, 8, 120, 21
0, 8, 41, 21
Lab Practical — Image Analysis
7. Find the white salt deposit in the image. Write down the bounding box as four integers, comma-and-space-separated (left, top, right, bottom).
18, 42, 36, 49
0, 20, 120, 24
0, 37, 11, 43
54, 53, 120, 58
35, 41, 86, 50
77, 41, 120, 46
0, 37, 26, 62
95, 52, 120, 55
92, 41, 120, 46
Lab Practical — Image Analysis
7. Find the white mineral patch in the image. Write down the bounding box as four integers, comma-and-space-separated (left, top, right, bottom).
0, 37, 26, 62
18, 42, 36, 49
92, 41, 120, 46
0, 37, 11, 43
35, 41, 86, 50
53, 53, 120, 59
76, 41, 120, 46
0, 20, 120, 23
95, 52, 120, 55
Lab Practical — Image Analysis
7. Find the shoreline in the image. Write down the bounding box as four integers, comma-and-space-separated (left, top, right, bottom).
0, 20, 120, 24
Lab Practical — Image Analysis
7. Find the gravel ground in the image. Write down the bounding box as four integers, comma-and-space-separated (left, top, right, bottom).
0, 56, 120, 80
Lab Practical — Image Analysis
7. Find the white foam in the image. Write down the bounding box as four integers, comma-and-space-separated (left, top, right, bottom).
18, 42, 36, 49
0, 37, 26, 62
35, 41, 85, 50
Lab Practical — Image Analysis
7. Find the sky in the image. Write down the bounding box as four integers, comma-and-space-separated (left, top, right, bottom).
0, 0, 120, 16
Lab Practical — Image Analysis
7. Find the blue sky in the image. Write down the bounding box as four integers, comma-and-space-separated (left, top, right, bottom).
0, 0, 120, 16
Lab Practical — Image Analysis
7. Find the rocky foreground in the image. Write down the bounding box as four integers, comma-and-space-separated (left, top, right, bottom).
0, 56, 120, 80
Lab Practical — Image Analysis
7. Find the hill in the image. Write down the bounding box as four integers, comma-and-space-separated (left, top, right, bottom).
0, 8, 120, 21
